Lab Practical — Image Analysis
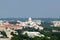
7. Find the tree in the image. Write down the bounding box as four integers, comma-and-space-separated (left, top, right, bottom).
23, 33, 28, 39
11, 32, 14, 36
43, 32, 52, 37
50, 36, 58, 40
42, 37, 50, 40
34, 36, 41, 40
11, 35, 21, 40
1, 31, 7, 37
11, 31, 21, 40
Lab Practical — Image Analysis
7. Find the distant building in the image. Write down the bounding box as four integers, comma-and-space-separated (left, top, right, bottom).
28, 17, 32, 22
52, 21, 60, 27
23, 31, 45, 38
21, 17, 43, 30
52, 30, 60, 32
0, 20, 23, 31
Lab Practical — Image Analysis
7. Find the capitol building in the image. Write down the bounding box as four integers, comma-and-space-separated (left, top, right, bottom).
19, 17, 43, 30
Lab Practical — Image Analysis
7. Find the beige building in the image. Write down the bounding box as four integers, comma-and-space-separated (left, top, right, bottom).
52, 21, 60, 27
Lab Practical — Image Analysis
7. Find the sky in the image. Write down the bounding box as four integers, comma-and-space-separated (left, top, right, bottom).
0, 0, 60, 18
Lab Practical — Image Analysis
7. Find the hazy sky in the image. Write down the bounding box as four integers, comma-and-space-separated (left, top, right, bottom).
0, 0, 60, 18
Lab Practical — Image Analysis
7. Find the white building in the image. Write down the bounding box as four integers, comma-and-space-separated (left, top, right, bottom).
33, 20, 41, 25
23, 31, 44, 38
21, 17, 44, 30
0, 34, 4, 38
52, 21, 60, 27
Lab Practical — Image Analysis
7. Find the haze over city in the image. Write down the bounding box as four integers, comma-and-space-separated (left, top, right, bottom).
0, 0, 60, 18
0, 0, 60, 40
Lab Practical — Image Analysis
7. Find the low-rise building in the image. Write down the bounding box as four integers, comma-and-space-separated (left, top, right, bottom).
51, 21, 60, 27
23, 31, 44, 38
